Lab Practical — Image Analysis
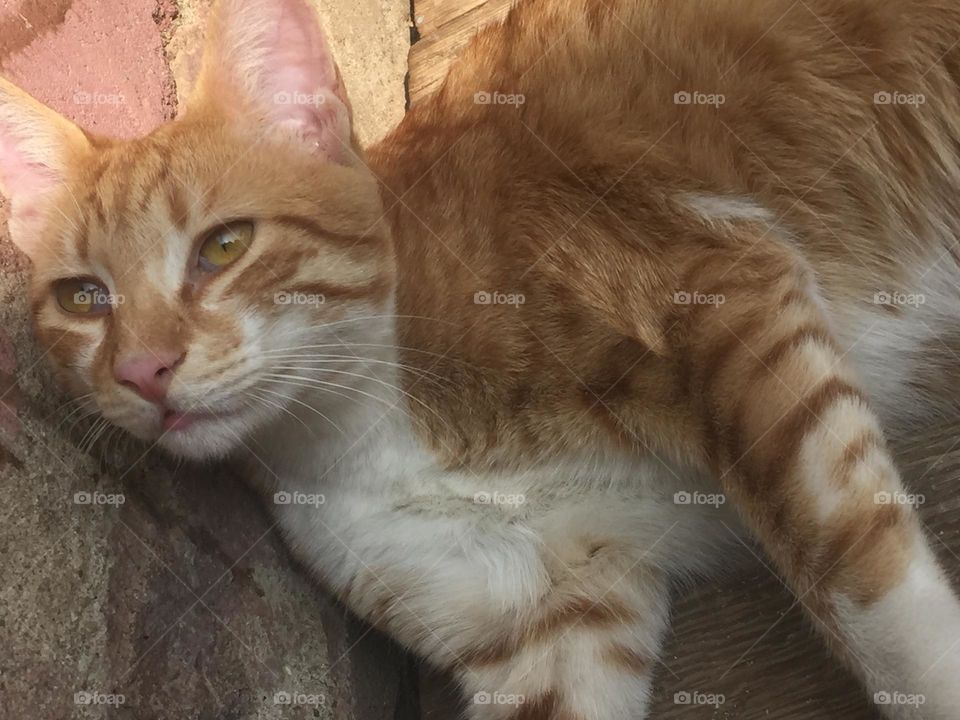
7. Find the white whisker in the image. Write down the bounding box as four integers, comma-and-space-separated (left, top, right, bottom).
260, 342, 480, 371
262, 369, 454, 435
262, 374, 401, 416
250, 386, 344, 436
266, 355, 450, 384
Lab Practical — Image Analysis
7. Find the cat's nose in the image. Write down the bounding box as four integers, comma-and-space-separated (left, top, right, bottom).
114, 351, 184, 403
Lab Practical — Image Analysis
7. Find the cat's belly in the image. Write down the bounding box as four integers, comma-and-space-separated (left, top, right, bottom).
263, 444, 743, 663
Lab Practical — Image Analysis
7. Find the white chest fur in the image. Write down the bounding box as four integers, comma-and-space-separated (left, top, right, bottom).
242, 384, 741, 646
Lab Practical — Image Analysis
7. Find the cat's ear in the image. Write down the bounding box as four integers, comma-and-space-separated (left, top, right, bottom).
187, 0, 355, 164
0, 76, 93, 259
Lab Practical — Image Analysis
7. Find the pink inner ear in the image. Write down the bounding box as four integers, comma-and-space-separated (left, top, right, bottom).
0, 134, 61, 201
269, 0, 339, 90
249, 0, 352, 162
0, 133, 64, 257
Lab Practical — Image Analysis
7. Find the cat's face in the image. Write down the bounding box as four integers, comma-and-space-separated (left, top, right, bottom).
26, 121, 391, 460
0, 0, 393, 459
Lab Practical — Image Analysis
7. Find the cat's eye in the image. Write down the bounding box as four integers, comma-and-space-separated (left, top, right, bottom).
197, 221, 255, 271
54, 278, 114, 316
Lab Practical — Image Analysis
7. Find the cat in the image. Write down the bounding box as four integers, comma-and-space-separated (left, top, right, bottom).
2, 0, 960, 717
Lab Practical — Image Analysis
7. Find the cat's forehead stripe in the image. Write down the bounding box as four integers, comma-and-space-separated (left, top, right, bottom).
134, 148, 176, 217
70, 210, 90, 263
76, 158, 113, 255
165, 183, 190, 232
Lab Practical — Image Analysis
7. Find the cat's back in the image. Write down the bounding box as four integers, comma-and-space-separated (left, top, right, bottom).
375, 0, 960, 271
368, 0, 960, 457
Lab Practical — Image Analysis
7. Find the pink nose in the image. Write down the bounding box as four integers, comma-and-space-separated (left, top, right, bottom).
114, 351, 184, 403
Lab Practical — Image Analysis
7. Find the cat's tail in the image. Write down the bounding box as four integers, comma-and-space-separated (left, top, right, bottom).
672, 230, 960, 719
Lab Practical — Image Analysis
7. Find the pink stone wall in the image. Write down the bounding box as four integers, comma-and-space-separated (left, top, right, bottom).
1, 0, 177, 136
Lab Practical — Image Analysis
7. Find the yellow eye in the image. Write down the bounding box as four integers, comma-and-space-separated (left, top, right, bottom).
197, 221, 254, 271
54, 278, 114, 315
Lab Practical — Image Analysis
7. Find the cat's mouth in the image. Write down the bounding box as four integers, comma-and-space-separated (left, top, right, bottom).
132, 389, 277, 460
162, 409, 204, 432
148, 400, 251, 461
160, 405, 234, 433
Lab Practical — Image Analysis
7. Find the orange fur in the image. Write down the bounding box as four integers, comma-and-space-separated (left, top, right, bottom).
4, 0, 960, 717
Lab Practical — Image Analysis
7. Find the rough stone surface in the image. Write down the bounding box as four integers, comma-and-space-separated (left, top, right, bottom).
1, 0, 176, 134
0, 1, 415, 718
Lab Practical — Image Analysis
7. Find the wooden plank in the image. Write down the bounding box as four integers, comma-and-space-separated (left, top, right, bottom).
408, 0, 513, 103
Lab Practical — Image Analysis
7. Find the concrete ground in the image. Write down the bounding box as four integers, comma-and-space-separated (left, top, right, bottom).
0, 1, 413, 719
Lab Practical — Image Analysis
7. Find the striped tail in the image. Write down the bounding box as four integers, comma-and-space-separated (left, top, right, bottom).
675, 237, 960, 719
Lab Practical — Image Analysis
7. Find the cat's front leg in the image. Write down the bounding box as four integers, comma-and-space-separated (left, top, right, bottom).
673, 238, 960, 719
313, 505, 671, 720
454, 559, 671, 720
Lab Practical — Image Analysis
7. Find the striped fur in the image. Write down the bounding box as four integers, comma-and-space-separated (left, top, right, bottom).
4, 0, 960, 717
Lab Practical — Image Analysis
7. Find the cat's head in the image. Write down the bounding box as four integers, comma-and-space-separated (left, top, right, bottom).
0, 0, 393, 460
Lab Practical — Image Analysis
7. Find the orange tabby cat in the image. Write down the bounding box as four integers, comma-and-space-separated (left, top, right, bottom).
2, 0, 960, 717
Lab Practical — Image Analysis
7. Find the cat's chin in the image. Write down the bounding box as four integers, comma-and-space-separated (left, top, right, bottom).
154, 413, 254, 462
158, 431, 236, 462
